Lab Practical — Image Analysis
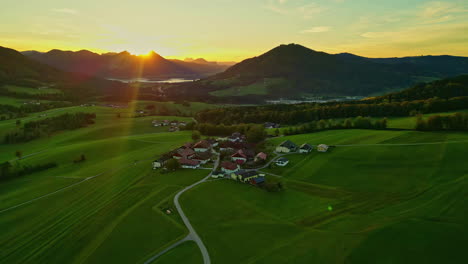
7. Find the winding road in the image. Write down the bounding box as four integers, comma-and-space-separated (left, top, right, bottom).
145, 151, 219, 264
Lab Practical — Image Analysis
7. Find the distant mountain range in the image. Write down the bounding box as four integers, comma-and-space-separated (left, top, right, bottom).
23, 50, 232, 80
166, 44, 468, 101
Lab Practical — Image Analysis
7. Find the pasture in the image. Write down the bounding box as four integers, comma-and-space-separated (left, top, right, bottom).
181, 129, 468, 263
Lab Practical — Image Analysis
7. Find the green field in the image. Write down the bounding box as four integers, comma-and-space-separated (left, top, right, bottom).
1, 104, 467, 263
181, 129, 468, 263
209, 78, 289, 97
3, 84, 63, 95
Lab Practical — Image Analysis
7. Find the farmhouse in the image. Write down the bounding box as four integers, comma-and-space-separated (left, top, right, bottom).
228, 132, 246, 142
192, 152, 212, 164
211, 170, 225, 179
299, 143, 313, 153
232, 170, 260, 182
178, 158, 200, 169
152, 157, 170, 169
276, 140, 298, 153
193, 140, 211, 152
231, 149, 247, 164
317, 144, 329, 152
173, 148, 195, 159
276, 157, 289, 166
255, 152, 268, 162
250, 176, 265, 185
221, 161, 240, 174
264, 122, 280, 129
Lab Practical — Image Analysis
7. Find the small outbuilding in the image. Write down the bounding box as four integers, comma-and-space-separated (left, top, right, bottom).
299, 143, 313, 153
317, 144, 329, 153
276, 157, 290, 167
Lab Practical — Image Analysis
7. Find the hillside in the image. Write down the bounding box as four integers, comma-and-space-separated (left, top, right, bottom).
367, 74, 468, 102
166, 44, 468, 102
0, 46, 131, 102
24, 50, 229, 80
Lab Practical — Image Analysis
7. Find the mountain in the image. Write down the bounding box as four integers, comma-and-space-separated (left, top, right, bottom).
24, 50, 229, 80
0, 46, 130, 101
166, 44, 468, 102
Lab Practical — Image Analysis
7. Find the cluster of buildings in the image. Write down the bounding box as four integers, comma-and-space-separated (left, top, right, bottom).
276, 140, 329, 154
152, 119, 187, 132
153, 139, 215, 170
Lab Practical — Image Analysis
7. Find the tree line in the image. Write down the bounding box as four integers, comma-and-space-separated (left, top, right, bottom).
283, 116, 388, 135
415, 112, 468, 131
4, 112, 96, 144
196, 96, 468, 125
0, 161, 57, 182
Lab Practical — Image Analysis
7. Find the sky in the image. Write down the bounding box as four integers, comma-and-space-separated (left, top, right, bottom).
1, 0, 467, 61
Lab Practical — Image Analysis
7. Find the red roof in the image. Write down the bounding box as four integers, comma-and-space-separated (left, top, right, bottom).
177, 148, 195, 157
221, 161, 238, 170
193, 140, 211, 149
178, 158, 200, 166
256, 152, 267, 160
231, 150, 247, 159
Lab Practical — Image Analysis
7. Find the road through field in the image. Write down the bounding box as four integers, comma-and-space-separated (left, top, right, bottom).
145, 152, 219, 264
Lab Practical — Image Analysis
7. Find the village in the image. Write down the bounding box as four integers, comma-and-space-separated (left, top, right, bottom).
152, 131, 330, 189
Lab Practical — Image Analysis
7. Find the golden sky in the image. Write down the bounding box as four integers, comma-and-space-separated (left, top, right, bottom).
1, 0, 467, 61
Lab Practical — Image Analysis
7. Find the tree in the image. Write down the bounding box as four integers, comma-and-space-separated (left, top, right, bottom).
246, 125, 266, 143
15, 150, 22, 160
192, 130, 201, 141
165, 158, 180, 171
274, 128, 280, 136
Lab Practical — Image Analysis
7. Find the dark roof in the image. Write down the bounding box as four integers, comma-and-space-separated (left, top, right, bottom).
178, 158, 200, 166
193, 140, 211, 149
300, 143, 313, 150
221, 161, 238, 170
277, 157, 289, 162
280, 140, 297, 149
193, 152, 211, 160
251, 176, 265, 184
237, 170, 258, 178
176, 148, 195, 157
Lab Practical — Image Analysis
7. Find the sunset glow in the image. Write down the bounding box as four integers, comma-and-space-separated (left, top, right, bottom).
1, 0, 467, 61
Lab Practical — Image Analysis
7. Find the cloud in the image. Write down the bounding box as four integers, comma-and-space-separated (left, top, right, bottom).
298, 3, 326, 19
52, 8, 78, 15
300, 26, 331, 33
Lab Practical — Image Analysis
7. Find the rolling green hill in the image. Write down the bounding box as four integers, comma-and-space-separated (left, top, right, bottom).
166, 44, 468, 102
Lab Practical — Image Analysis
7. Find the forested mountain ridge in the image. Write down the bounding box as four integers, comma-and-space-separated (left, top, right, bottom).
166, 44, 468, 101
23, 49, 229, 79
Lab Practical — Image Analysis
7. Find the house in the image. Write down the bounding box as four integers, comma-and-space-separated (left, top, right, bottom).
255, 152, 268, 162
193, 140, 211, 152
299, 143, 313, 153
264, 122, 280, 129
162, 120, 170, 126
173, 148, 195, 160
231, 150, 247, 164
231, 170, 260, 182
192, 152, 211, 164
211, 170, 225, 179
219, 141, 235, 152
169, 126, 179, 132
317, 144, 329, 152
250, 176, 266, 185
153, 122, 162, 127
170, 120, 179, 126
276, 140, 298, 153
152, 157, 171, 169
276, 157, 289, 166
207, 138, 219, 147
178, 158, 200, 169
179, 121, 187, 127
228, 132, 245, 142
221, 161, 240, 174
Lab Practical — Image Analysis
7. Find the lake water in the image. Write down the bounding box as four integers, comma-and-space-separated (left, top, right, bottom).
107, 78, 195, 83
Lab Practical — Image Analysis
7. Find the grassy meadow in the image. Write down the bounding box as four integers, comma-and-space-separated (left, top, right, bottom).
181, 129, 468, 264
0, 103, 467, 263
